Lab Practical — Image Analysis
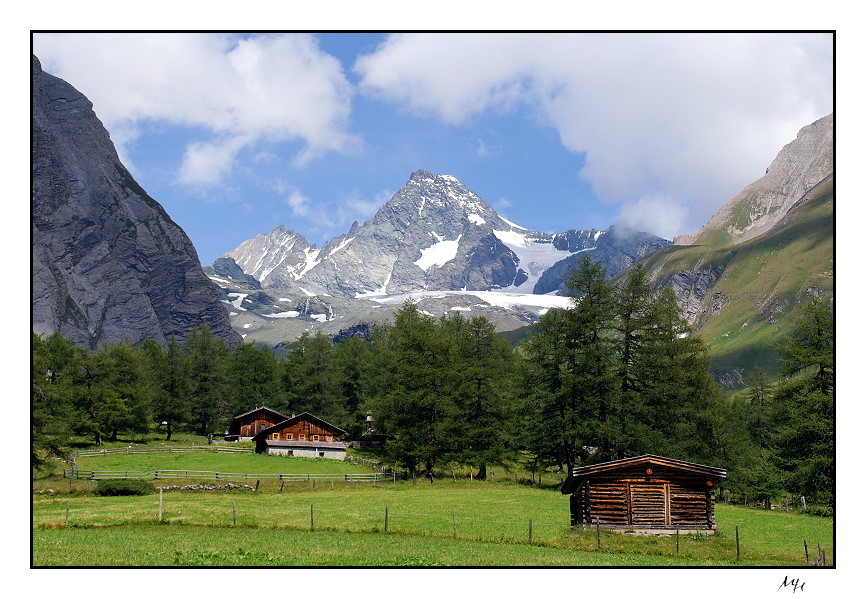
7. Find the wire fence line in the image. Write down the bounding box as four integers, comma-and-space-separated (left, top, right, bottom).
32, 496, 832, 564
74, 446, 253, 457
63, 469, 398, 483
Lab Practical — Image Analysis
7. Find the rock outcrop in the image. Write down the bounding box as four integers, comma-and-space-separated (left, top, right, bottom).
32, 55, 241, 348
675, 113, 833, 247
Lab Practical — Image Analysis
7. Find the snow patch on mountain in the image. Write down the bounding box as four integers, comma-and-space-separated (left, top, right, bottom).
492, 229, 584, 293
415, 234, 462, 271
364, 289, 574, 311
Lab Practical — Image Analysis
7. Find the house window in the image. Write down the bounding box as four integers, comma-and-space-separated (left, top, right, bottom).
299, 434, 306, 441
312, 435, 320, 442
285, 433, 293, 440
270, 433, 279, 440
325, 435, 333, 442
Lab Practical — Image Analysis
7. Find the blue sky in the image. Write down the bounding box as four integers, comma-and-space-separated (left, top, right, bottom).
32, 32, 833, 265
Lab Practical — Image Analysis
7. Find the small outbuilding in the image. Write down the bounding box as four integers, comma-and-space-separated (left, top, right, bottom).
252, 412, 347, 460
225, 406, 289, 441
560, 454, 726, 534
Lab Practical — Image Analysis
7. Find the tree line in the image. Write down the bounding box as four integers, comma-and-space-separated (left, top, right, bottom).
31, 255, 833, 508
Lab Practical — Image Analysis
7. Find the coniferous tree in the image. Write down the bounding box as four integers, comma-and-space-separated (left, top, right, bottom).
333, 336, 372, 436
282, 331, 343, 423
366, 302, 451, 476
772, 296, 834, 505
73, 341, 154, 444
610, 265, 656, 458
141, 337, 190, 441
521, 255, 616, 470
184, 323, 231, 436
228, 343, 280, 415
441, 313, 518, 479
32, 332, 80, 467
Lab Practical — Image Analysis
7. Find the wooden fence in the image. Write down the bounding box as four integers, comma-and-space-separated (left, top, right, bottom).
74, 445, 253, 457
63, 468, 398, 483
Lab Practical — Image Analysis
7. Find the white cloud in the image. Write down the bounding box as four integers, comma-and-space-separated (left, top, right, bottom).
355, 32, 833, 236
33, 33, 358, 185
285, 188, 314, 218
615, 194, 688, 240
178, 135, 250, 186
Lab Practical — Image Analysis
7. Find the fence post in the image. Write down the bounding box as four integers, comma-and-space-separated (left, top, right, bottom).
452, 509, 457, 538
735, 526, 740, 560
596, 520, 601, 551
528, 519, 533, 544
158, 488, 164, 522
385, 506, 389, 533
232, 502, 237, 526
804, 540, 809, 564
255, 480, 260, 492
310, 504, 315, 530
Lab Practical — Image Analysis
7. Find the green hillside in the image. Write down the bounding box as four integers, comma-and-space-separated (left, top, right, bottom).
639, 178, 833, 384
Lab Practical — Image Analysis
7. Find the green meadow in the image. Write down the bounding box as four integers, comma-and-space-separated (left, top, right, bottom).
33, 450, 832, 567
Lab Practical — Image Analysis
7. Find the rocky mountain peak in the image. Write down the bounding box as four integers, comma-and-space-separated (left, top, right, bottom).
675, 113, 833, 246
32, 55, 240, 348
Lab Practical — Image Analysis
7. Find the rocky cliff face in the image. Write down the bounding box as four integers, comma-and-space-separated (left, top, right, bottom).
675, 113, 833, 247
32, 55, 241, 348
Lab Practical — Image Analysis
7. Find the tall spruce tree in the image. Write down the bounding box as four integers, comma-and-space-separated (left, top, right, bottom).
366, 302, 452, 476
772, 296, 834, 505
141, 337, 190, 441
610, 265, 656, 458
32, 332, 80, 467
281, 331, 343, 424
522, 255, 616, 470
184, 323, 231, 437
441, 313, 517, 479
228, 343, 280, 416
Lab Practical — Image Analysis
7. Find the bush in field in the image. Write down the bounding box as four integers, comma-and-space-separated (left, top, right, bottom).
94, 479, 154, 496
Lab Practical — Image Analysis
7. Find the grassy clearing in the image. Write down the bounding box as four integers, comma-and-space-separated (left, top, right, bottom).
74, 450, 374, 476
32, 481, 832, 566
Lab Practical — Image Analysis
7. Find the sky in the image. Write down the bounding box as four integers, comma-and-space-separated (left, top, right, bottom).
32, 32, 833, 265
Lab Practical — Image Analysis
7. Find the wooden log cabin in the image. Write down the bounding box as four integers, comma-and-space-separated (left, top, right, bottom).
560, 455, 726, 534
252, 413, 347, 460
225, 406, 289, 441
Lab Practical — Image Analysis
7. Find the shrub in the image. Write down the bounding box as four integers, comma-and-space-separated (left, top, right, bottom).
94, 479, 155, 496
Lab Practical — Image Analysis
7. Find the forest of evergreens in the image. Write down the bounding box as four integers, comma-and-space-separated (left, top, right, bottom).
31, 256, 834, 510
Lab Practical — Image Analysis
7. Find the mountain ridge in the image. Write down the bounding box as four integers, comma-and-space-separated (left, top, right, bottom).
221, 169, 670, 299
31, 55, 241, 348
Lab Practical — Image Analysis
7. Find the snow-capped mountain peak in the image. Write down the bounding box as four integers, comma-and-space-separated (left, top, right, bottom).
219, 171, 670, 298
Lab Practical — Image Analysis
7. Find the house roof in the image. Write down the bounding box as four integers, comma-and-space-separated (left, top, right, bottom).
230, 406, 289, 422
250, 412, 347, 441
561, 454, 727, 494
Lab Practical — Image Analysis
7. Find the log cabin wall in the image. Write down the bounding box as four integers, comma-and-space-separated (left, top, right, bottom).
265, 419, 342, 442
573, 465, 715, 529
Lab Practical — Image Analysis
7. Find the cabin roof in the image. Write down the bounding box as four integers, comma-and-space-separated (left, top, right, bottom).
561, 454, 726, 494
229, 406, 289, 422
250, 412, 347, 441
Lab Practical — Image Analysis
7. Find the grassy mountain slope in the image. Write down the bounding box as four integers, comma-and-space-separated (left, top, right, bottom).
640, 177, 833, 385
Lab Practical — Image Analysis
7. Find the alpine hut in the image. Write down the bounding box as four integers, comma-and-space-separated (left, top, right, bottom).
225, 406, 289, 441
560, 454, 726, 534
252, 412, 347, 460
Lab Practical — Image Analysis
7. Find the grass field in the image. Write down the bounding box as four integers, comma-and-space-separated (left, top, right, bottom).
74, 449, 376, 476
32, 477, 832, 567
